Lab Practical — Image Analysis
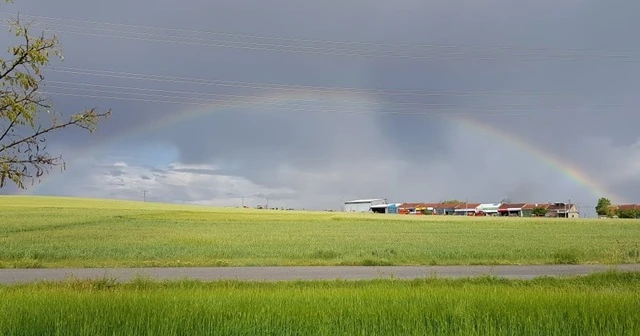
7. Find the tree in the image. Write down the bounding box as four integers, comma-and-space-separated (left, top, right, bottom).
595, 197, 613, 217
532, 206, 547, 217
1, 2, 110, 189
616, 208, 640, 219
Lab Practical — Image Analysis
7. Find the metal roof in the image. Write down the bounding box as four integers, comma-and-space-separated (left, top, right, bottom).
478, 203, 501, 208
344, 199, 385, 204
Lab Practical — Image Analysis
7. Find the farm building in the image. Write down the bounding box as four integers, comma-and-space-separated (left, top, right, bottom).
614, 204, 640, 210
608, 204, 640, 218
453, 203, 481, 216
614, 204, 640, 211
386, 203, 400, 214
476, 203, 502, 216
370, 203, 401, 214
356, 198, 583, 218
434, 202, 461, 215
397, 203, 439, 215
397, 203, 422, 214
498, 202, 579, 218
499, 203, 549, 217
418, 203, 440, 215
397, 203, 431, 214
546, 202, 580, 218
498, 203, 529, 217
343, 199, 386, 213
612, 204, 640, 213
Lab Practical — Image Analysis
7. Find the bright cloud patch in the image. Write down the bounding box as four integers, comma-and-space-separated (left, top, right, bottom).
34, 159, 296, 208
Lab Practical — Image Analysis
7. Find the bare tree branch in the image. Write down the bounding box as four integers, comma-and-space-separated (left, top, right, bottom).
0, 119, 17, 144
0, 109, 112, 154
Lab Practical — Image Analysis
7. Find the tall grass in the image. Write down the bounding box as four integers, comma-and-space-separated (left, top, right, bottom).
0, 272, 639, 335
1, 196, 640, 268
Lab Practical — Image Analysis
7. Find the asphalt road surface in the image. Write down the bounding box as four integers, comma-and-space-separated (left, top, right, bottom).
1, 264, 639, 284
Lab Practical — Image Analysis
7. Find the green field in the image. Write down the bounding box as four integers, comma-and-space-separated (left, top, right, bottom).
1, 196, 639, 268
1, 272, 638, 335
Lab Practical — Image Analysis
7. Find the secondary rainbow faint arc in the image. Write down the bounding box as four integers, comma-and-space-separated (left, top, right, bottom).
20, 90, 624, 203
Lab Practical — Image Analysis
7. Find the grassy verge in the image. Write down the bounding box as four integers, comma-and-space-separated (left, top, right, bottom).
1, 271, 639, 335
1, 196, 640, 268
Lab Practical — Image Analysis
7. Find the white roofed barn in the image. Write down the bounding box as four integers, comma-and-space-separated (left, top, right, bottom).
343, 199, 386, 213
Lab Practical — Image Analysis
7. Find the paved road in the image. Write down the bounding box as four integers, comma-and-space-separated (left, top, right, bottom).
1, 264, 639, 284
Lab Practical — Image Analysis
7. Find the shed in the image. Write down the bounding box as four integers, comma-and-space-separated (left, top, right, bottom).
343, 199, 386, 213
477, 203, 502, 216
370, 203, 400, 214
434, 202, 461, 215
454, 203, 481, 216
498, 203, 527, 217
386, 203, 400, 214
398, 203, 424, 214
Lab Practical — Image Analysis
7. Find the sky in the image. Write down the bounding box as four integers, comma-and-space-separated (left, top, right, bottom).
2, 0, 640, 216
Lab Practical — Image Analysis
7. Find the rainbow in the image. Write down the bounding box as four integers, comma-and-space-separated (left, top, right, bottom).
20, 89, 625, 203
452, 115, 624, 203
21, 89, 383, 194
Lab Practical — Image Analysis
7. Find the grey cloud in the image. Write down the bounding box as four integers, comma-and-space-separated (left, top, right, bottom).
170, 168, 222, 176
503, 182, 550, 205
109, 168, 125, 177
3, 0, 640, 208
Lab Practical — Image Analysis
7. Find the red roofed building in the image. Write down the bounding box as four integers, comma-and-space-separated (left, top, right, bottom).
454, 203, 481, 216
498, 203, 527, 217
434, 202, 462, 215
615, 204, 640, 211
606, 204, 640, 218
498, 203, 548, 217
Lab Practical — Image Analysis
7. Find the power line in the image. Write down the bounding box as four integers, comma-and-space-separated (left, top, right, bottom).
14, 25, 640, 62
41, 86, 578, 109
43, 66, 626, 98
38, 90, 627, 118
1, 19, 638, 61
0, 13, 633, 117
3, 12, 639, 55
43, 81, 617, 109
5, 21, 446, 58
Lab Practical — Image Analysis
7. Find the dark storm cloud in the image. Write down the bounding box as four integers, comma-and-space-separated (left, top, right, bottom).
3, 0, 640, 207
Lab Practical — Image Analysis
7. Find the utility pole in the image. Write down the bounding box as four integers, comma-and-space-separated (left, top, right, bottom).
242, 196, 245, 208
142, 190, 148, 202
266, 197, 269, 209
465, 198, 468, 217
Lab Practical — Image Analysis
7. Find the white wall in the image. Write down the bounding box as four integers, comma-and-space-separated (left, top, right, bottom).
344, 202, 374, 213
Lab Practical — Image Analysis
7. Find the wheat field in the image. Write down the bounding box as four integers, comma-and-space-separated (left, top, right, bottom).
1, 196, 639, 268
